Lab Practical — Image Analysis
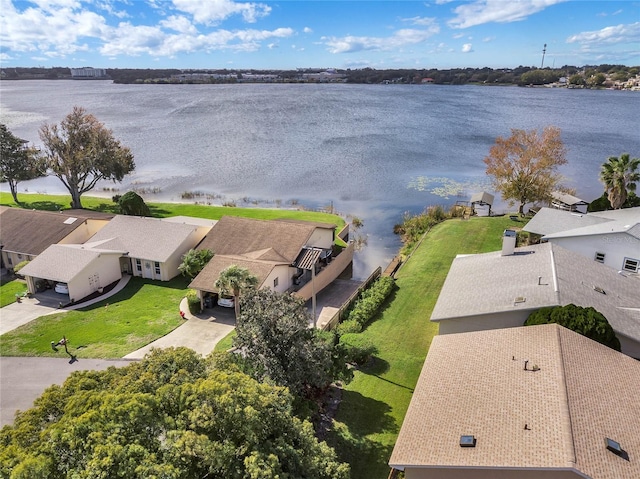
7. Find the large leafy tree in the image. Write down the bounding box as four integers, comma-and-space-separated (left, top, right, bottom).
0, 348, 350, 479
214, 264, 258, 316
599, 153, 640, 209
235, 289, 352, 398
0, 124, 45, 203
484, 126, 567, 215
178, 248, 214, 279
39, 106, 135, 209
525, 304, 620, 351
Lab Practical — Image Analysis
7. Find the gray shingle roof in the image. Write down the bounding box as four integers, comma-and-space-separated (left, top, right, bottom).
389, 324, 640, 478
88, 215, 199, 262
431, 243, 640, 343
543, 220, 640, 240
589, 206, 640, 222
523, 207, 611, 236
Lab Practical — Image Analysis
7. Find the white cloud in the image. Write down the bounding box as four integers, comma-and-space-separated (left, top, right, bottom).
566, 22, 640, 45
483, 36, 495, 42
452, 33, 464, 39
323, 24, 439, 54
160, 15, 198, 34
171, 0, 271, 25
401, 16, 438, 27
448, 0, 567, 29
462, 43, 473, 53
303, 26, 312, 34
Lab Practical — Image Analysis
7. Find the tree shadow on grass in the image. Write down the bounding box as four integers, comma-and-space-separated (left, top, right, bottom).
148, 205, 171, 216
337, 389, 397, 438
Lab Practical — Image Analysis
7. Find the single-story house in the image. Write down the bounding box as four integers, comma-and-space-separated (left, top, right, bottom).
189, 216, 351, 304
19, 215, 213, 303
389, 324, 640, 479
0, 206, 112, 270
524, 207, 640, 272
430, 242, 640, 358
19, 242, 126, 303
549, 191, 589, 213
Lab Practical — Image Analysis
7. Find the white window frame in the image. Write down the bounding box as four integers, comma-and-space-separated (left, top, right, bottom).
273, 277, 279, 288
622, 257, 639, 272
154, 262, 161, 276
135, 259, 142, 272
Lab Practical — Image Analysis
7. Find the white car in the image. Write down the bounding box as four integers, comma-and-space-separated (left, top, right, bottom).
55, 283, 69, 294
217, 296, 235, 308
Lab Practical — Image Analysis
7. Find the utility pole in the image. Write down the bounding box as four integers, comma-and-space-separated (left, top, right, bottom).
541, 43, 547, 68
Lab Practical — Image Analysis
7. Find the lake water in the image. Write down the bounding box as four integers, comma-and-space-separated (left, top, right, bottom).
1, 80, 639, 277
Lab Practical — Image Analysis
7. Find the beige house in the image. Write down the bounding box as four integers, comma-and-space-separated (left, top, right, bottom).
0, 206, 112, 270
189, 216, 351, 304
430, 242, 640, 358
389, 324, 640, 479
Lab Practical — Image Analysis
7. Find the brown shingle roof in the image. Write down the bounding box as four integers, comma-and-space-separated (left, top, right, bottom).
0, 206, 110, 256
188, 255, 280, 293
390, 324, 640, 478
196, 216, 323, 262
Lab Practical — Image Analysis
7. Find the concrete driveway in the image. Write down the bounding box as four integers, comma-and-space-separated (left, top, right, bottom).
1, 356, 130, 427
0, 295, 62, 335
123, 299, 236, 359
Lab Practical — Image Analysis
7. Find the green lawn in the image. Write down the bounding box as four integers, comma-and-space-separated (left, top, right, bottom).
0, 279, 28, 308
0, 277, 189, 359
0, 192, 345, 228
328, 215, 526, 479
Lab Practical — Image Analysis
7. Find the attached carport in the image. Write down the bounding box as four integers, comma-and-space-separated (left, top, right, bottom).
19, 244, 125, 304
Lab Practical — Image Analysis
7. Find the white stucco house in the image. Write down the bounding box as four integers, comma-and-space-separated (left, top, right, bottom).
524, 207, 640, 273
430, 241, 640, 359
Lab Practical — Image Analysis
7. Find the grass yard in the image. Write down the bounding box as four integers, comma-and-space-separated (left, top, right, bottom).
327, 215, 527, 479
0, 279, 28, 308
0, 192, 345, 229
0, 276, 189, 359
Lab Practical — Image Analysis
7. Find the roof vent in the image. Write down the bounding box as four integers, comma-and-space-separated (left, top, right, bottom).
593, 286, 606, 295
460, 435, 476, 448
63, 217, 78, 225
605, 438, 628, 460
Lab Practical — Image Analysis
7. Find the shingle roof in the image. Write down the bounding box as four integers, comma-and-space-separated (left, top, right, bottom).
196, 216, 325, 262
543, 220, 640, 240
523, 207, 611, 236
389, 324, 640, 478
430, 243, 640, 343
88, 215, 199, 262
188, 255, 281, 293
588, 206, 640, 222
0, 206, 110, 255
551, 191, 588, 206
19, 243, 124, 283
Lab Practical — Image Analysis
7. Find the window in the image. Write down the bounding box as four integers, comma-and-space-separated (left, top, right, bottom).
273, 277, 279, 288
135, 259, 142, 272
594, 252, 605, 263
7, 257, 12, 265
155, 262, 161, 275
17, 254, 22, 260
623, 257, 639, 272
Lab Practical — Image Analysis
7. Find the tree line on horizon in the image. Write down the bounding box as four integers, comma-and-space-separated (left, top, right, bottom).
1, 64, 638, 86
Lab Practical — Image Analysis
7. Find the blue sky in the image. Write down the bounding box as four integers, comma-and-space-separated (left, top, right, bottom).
1, 0, 638, 70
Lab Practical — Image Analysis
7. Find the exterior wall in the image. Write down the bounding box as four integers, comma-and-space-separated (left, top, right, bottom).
59, 219, 110, 245
65, 254, 122, 302
436, 310, 533, 335
403, 467, 582, 479
161, 226, 211, 281
294, 242, 354, 301
618, 333, 640, 360
1, 251, 34, 269
263, 265, 294, 293
131, 257, 165, 281
307, 228, 335, 249
548, 233, 640, 272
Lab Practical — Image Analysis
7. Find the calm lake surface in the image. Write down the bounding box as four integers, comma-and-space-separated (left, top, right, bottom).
1, 80, 639, 277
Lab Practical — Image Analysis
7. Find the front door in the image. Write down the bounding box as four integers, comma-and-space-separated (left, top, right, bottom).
143, 261, 154, 279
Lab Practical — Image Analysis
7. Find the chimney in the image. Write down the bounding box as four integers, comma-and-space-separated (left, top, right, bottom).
501, 229, 516, 256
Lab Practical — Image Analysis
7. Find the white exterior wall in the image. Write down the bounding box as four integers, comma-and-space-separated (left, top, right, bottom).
548, 233, 640, 272
162, 226, 211, 281
2, 251, 34, 269
436, 310, 534, 335
66, 254, 122, 302
618, 334, 640, 360
307, 228, 335, 249
59, 219, 110, 245
263, 265, 294, 293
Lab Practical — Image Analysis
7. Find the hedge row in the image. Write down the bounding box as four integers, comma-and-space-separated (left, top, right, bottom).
337, 276, 395, 335
186, 289, 201, 315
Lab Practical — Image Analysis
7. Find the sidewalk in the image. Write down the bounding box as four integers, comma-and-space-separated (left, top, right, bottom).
123, 298, 235, 359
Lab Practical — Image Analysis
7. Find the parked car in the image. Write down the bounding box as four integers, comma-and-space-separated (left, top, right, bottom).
55, 283, 69, 294
217, 295, 234, 308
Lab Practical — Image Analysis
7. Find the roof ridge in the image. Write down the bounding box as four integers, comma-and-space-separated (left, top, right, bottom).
555, 325, 578, 469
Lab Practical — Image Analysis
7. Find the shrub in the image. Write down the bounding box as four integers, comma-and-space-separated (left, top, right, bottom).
13, 260, 29, 274
337, 319, 362, 335
343, 276, 395, 329
339, 333, 378, 365
186, 289, 201, 315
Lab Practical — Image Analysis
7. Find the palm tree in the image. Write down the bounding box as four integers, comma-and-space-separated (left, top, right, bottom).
214, 265, 258, 316
599, 153, 640, 209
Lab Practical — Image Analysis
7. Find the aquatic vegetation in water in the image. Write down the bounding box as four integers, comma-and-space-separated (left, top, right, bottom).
407, 176, 492, 199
